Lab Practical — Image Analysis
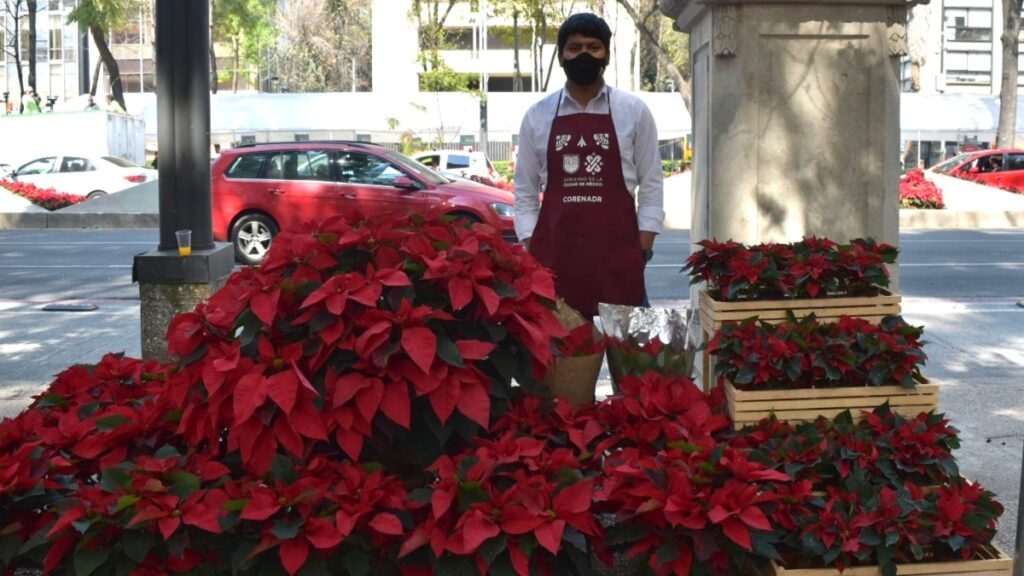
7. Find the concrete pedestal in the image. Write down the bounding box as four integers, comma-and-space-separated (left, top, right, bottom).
661, 0, 916, 253
134, 245, 234, 361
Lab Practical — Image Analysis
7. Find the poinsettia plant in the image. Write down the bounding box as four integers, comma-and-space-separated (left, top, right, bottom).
709, 314, 927, 390
899, 169, 945, 209
685, 237, 898, 301
1, 179, 85, 210
605, 335, 695, 386
730, 405, 1001, 576
556, 323, 606, 357
0, 213, 1008, 576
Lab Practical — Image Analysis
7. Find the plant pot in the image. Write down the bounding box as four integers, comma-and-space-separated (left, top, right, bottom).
697, 289, 902, 392
543, 353, 603, 406
724, 377, 939, 429
769, 544, 1011, 575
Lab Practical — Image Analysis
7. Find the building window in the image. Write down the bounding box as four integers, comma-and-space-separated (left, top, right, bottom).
49, 15, 62, 61
294, 134, 310, 142
111, 21, 141, 45
20, 19, 29, 63
49, 0, 61, 10
944, 8, 992, 42
945, 50, 992, 85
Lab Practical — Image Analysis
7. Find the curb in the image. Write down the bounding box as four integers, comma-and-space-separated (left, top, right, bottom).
0, 213, 159, 229
899, 209, 1024, 229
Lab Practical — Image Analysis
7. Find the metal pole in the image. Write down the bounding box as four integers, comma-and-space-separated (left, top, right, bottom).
138, 6, 144, 93
154, 0, 213, 251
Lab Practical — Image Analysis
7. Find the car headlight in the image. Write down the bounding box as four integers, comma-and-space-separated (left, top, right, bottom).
490, 202, 514, 217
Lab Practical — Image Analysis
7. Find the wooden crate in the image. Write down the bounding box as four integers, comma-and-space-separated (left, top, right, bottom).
698, 289, 902, 392
770, 544, 1011, 575
725, 379, 939, 428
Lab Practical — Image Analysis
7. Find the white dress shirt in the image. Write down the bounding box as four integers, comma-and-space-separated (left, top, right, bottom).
513, 84, 665, 241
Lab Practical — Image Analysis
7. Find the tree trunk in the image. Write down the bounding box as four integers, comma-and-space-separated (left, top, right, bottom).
997, 0, 1022, 148
232, 37, 240, 93
90, 25, 126, 111
512, 8, 521, 92
615, 0, 692, 113
210, 0, 218, 94
91, 59, 102, 97
10, 7, 25, 113
27, 0, 36, 92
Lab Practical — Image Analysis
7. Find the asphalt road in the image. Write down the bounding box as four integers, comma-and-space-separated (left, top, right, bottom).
0, 228, 1022, 556
2, 228, 1023, 302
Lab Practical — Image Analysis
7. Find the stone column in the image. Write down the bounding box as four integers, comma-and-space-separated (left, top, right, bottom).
133, 0, 234, 361
661, 0, 917, 263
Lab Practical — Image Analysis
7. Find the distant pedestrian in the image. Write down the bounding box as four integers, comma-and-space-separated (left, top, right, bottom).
84, 96, 99, 111
104, 94, 125, 114
151, 152, 158, 170
21, 89, 40, 114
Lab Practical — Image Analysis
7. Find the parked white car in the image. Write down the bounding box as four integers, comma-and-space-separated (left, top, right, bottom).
9, 155, 156, 198
413, 150, 500, 186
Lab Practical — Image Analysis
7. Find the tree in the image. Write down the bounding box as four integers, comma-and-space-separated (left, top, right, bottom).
67, 0, 139, 111
212, 0, 275, 93
410, 0, 469, 91
276, 0, 371, 92
614, 0, 690, 112
2, 0, 27, 109
996, 0, 1022, 148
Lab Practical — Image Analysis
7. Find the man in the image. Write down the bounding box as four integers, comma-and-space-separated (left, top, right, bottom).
84, 96, 100, 111
513, 12, 664, 318
21, 89, 40, 114
105, 94, 125, 114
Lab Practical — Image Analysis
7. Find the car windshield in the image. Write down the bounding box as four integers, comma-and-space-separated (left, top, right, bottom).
386, 150, 451, 185
102, 156, 140, 168
930, 153, 972, 173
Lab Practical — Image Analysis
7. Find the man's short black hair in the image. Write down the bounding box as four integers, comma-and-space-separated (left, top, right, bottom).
557, 13, 612, 54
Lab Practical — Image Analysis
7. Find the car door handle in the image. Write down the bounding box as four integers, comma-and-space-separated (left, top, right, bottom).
269, 188, 285, 195
343, 194, 357, 200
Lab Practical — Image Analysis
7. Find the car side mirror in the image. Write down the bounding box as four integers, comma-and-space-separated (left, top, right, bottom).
393, 175, 419, 190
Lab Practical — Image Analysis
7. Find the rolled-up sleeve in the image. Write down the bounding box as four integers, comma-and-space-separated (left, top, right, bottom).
633, 104, 665, 234
513, 111, 543, 241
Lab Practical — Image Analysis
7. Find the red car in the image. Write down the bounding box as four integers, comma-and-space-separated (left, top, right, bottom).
212, 141, 517, 265
930, 148, 1024, 189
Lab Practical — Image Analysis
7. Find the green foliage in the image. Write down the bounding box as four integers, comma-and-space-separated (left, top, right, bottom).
67, 0, 141, 31
492, 160, 513, 181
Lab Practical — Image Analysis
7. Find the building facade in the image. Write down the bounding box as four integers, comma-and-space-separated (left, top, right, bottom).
901, 0, 1024, 95
372, 0, 644, 95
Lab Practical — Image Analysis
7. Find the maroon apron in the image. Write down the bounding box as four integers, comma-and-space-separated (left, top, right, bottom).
529, 90, 645, 318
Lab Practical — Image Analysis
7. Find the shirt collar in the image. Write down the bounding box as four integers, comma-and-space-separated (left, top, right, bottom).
560, 83, 610, 111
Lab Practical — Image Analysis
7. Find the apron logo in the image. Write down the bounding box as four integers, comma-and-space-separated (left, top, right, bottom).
555, 134, 571, 151
594, 133, 610, 150
563, 154, 581, 174
585, 153, 603, 174
577, 135, 588, 148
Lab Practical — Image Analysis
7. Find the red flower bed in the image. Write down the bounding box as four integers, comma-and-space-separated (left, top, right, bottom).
0, 214, 1003, 576
900, 169, 945, 209
1, 179, 85, 211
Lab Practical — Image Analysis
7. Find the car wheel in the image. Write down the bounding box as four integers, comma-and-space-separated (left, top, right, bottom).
87, 190, 107, 200
231, 213, 278, 266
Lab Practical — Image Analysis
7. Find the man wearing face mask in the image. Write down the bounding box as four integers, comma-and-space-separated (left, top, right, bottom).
513, 12, 664, 318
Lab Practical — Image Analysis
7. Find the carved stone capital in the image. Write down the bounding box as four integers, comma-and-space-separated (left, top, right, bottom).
713, 5, 738, 57
886, 6, 908, 57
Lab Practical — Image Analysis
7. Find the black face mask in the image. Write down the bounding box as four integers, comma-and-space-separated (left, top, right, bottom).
562, 52, 605, 86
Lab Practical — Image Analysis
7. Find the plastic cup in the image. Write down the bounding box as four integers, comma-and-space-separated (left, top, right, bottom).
175, 229, 192, 256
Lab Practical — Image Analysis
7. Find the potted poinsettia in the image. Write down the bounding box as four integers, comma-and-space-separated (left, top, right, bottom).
708, 314, 937, 427
543, 322, 607, 406
0, 212, 570, 575
684, 237, 902, 390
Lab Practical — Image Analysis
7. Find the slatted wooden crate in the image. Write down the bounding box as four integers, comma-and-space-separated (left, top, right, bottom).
769, 544, 1011, 575
698, 289, 902, 392
725, 378, 938, 428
